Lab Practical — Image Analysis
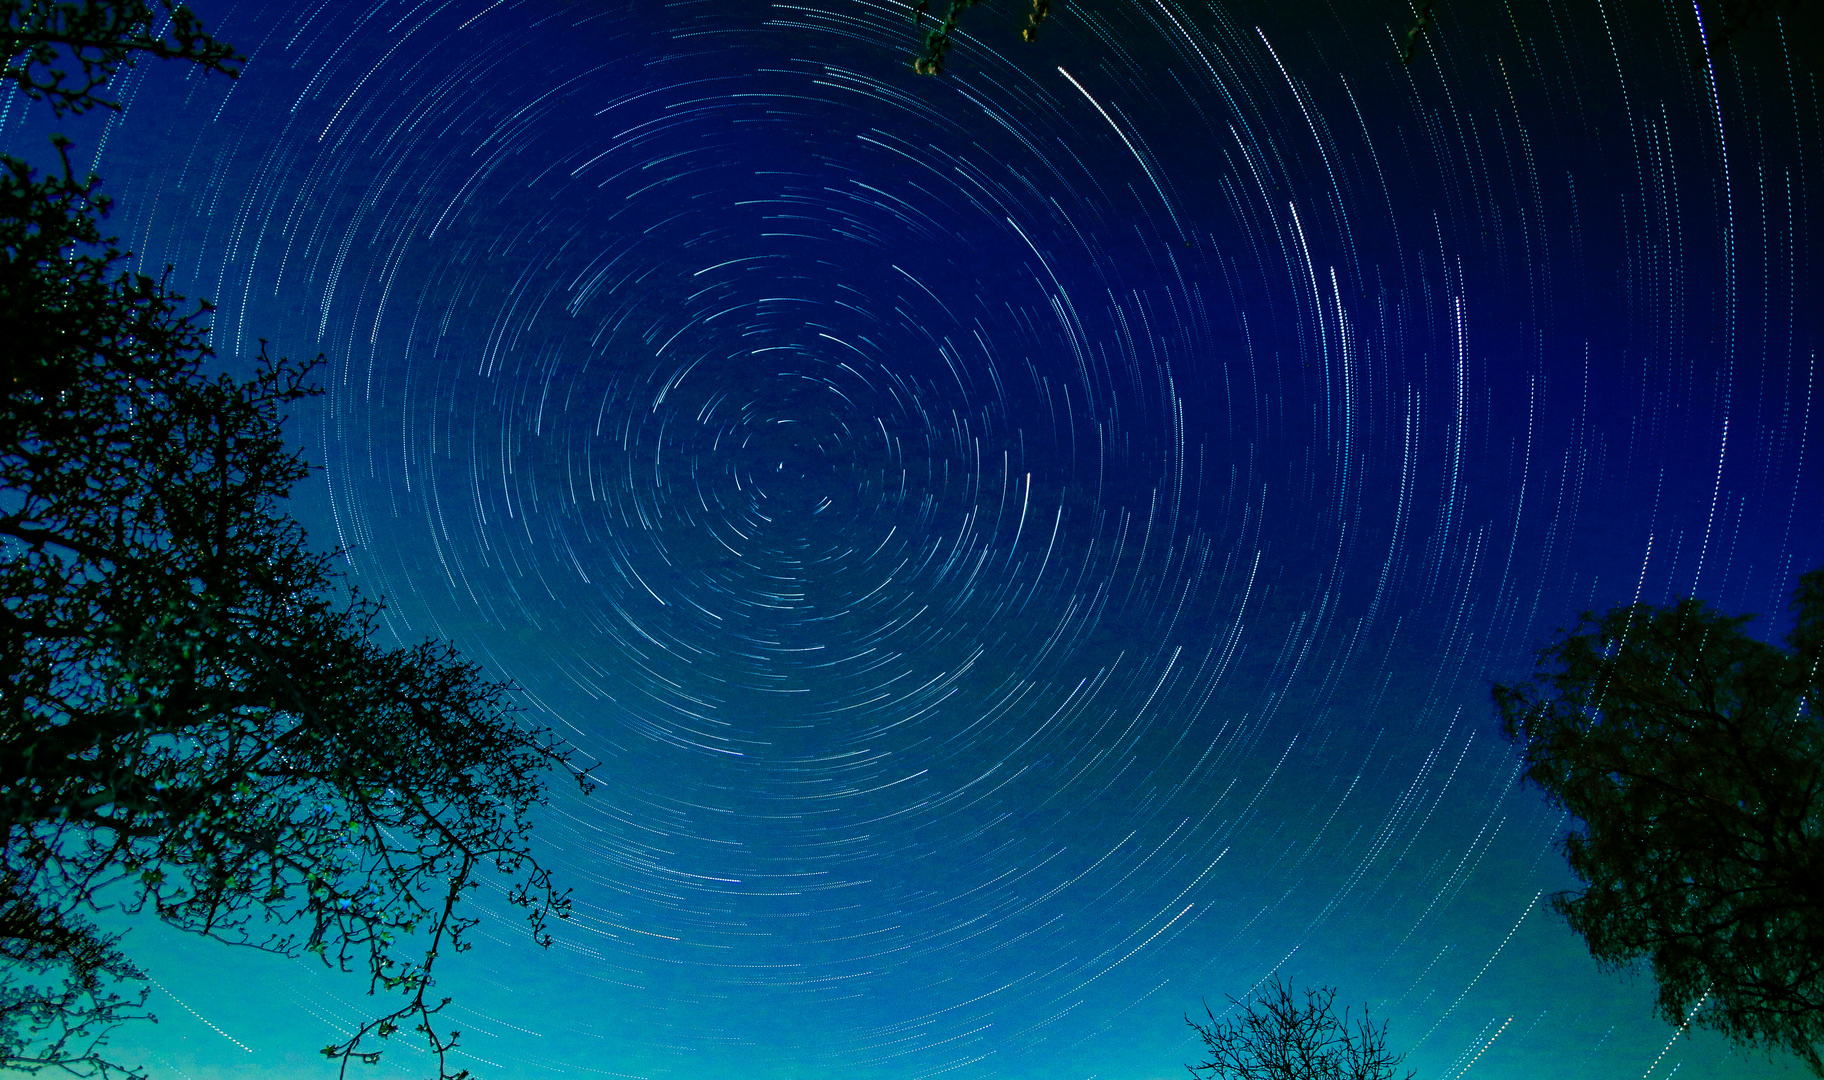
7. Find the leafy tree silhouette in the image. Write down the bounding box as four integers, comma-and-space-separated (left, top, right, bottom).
1, 3, 593, 1076
1495, 567, 1824, 1075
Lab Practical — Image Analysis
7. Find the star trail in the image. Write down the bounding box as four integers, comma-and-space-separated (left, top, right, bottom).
13, 0, 1818, 1077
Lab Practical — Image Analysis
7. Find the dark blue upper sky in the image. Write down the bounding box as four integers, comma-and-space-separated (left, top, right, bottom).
14, 0, 1821, 1077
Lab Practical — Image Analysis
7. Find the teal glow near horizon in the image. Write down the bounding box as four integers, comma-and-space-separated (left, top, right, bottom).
9, 0, 1818, 1077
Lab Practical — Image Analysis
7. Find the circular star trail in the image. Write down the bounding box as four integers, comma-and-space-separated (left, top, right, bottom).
22, 0, 1820, 1077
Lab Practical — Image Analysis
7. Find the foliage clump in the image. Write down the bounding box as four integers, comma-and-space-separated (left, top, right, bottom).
1495, 568, 1824, 1075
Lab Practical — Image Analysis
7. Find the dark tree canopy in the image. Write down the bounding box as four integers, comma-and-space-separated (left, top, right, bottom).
1, 0, 241, 116
1494, 568, 1824, 1075
1, 5, 592, 1078
1185, 976, 1414, 1080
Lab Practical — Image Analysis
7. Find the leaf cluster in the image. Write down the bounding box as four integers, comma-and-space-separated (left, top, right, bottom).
909, 0, 985, 75
1494, 568, 1824, 1074
906, 0, 1053, 75
1185, 976, 1415, 1080
1, 0, 240, 117
1397, 0, 1435, 65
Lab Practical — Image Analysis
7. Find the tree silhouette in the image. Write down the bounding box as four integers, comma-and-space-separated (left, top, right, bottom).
1, 4, 593, 1077
2, 0, 241, 116
1185, 975, 1415, 1080
1494, 567, 1824, 1075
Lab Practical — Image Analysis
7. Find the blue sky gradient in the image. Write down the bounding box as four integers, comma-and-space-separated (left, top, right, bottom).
12, 0, 1821, 1077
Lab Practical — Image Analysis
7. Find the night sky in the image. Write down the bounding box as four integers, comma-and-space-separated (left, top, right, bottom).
13, 0, 1823, 1077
